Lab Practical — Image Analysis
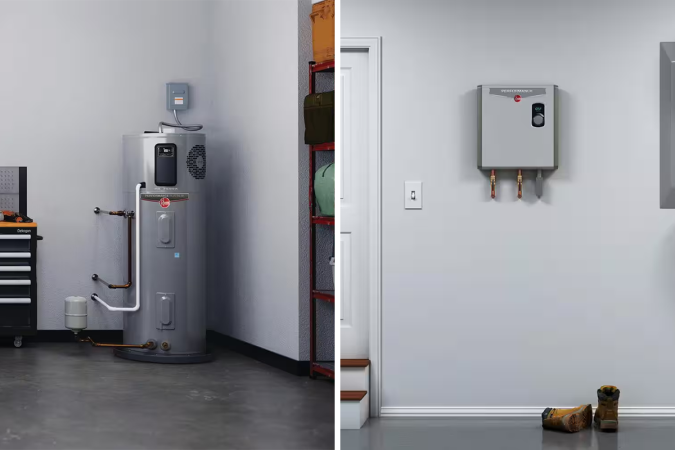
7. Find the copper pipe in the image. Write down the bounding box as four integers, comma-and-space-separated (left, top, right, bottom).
79, 336, 154, 349
517, 169, 523, 199
93, 216, 133, 289
94, 207, 126, 216
490, 170, 496, 199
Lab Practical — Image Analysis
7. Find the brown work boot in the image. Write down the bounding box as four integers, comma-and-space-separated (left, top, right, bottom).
594, 385, 620, 431
541, 404, 593, 433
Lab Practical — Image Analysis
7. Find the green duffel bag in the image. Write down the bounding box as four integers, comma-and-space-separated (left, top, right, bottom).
314, 162, 335, 216
304, 91, 334, 145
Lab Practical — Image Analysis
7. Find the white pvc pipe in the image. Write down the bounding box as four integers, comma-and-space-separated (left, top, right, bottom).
0, 280, 30, 285
91, 183, 142, 312
0, 235, 30, 240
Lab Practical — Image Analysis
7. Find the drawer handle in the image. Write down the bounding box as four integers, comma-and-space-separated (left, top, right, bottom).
0, 267, 30, 272
0, 298, 30, 304
0, 253, 30, 258
0, 280, 30, 285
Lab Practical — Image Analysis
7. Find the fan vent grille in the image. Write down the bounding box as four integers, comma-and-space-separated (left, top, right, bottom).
187, 145, 206, 179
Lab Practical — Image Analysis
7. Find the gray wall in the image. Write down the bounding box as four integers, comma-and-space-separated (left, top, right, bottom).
207, 0, 301, 360
0, 0, 213, 330
0, 0, 309, 363
343, 0, 675, 407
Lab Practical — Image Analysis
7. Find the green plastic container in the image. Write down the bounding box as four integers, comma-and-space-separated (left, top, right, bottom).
314, 162, 334, 216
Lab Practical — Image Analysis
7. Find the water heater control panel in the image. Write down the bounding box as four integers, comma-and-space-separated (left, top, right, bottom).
478, 85, 558, 170
155, 144, 177, 186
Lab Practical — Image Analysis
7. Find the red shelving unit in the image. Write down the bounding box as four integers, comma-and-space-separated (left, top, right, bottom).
311, 216, 335, 226
309, 60, 335, 380
311, 142, 335, 152
313, 290, 335, 303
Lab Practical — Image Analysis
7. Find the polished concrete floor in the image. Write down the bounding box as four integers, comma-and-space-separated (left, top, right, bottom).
0, 342, 334, 449
341, 418, 675, 450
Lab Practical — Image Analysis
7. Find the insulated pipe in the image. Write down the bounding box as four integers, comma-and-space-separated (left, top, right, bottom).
93, 207, 126, 216
91, 183, 144, 312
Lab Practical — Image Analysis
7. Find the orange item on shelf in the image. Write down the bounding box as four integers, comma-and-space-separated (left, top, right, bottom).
310, 0, 335, 64
2, 210, 32, 223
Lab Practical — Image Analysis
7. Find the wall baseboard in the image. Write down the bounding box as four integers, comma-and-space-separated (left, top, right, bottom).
206, 330, 310, 377
27, 330, 123, 342
21, 330, 310, 377
380, 407, 675, 418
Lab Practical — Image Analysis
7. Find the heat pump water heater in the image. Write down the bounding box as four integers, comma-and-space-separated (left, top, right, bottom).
86, 132, 209, 363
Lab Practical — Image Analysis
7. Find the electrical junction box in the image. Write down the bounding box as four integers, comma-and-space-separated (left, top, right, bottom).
478, 85, 558, 170
166, 83, 189, 111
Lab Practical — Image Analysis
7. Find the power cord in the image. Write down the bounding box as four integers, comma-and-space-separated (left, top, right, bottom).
159, 110, 203, 132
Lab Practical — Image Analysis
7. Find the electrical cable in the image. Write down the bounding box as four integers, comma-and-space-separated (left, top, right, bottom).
158, 110, 203, 132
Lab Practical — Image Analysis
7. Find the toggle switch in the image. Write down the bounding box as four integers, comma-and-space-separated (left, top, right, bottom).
405, 181, 422, 209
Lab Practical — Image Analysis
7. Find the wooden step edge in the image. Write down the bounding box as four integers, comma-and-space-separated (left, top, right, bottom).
340, 359, 370, 368
341, 391, 367, 402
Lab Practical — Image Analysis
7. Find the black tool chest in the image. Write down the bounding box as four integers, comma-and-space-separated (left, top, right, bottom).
0, 223, 39, 347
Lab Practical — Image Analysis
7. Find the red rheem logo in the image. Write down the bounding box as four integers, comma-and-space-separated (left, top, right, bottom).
159, 198, 171, 208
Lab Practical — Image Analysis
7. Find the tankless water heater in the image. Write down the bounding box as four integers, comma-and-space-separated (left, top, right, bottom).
478, 85, 558, 198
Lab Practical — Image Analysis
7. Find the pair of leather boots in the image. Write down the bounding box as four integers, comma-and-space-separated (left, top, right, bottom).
542, 386, 619, 433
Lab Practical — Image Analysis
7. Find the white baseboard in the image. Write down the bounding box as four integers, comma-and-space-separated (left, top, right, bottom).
381, 407, 675, 418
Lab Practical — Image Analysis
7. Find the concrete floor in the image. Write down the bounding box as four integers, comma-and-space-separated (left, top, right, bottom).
0, 343, 334, 450
341, 418, 675, 450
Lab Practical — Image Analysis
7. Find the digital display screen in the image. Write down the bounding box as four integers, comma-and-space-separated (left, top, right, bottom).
157, 146, 174, 157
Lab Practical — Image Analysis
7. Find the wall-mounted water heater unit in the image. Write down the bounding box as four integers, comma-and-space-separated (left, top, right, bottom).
67, 83, 210, 363
478, 85, 558, 199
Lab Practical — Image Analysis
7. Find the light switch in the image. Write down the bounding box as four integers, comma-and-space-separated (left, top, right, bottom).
404, 181, 422, 209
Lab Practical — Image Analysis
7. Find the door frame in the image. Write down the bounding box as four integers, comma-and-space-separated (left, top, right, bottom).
340, 36, 382, 417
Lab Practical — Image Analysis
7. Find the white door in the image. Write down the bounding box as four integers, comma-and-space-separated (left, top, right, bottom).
340, 49, 369, 359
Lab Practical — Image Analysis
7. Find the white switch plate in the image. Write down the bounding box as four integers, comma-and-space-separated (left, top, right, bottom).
405, 181, 422, 209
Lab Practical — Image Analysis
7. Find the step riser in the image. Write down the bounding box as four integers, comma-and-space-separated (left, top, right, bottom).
341, 393, 369, 429
341, 366, 369, 391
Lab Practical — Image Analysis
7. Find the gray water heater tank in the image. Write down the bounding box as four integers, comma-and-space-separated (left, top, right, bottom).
117, 132, 209, 363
